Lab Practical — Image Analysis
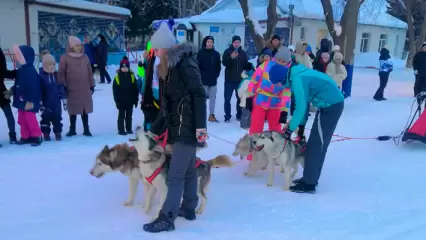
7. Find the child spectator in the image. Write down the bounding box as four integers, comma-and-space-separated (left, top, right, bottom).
113, 58, 139, 135
326, 51, 347, 89
11, 44, 42, 146
313, 52, 330, 73
257, 49, 272, 67
294, 41, 313, 69
238, 62, 255, 129
39, 54, 67, 141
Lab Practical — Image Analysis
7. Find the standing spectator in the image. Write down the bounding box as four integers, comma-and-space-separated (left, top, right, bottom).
257, 48, 272, 67
222, 35, 248, 122
11, 45, 42, 146
58, 36, 94, 137
143, 22, 207, 233
238, 62, 255, 129
413, 42, 426, 96
294, 41, 313, 69
313, 52, 330, 73
84, 35, 97, 76
0, 48, 17, 146
113, 58, 138, 135
326, 51, 347, 89
94, 34, 111, 84
197, 35, 221, 123
315, 38, 331, 60
330, 45, 346, 65
257, 35, 281, 66
373, 46, 393, 101
39, 54, 67, 141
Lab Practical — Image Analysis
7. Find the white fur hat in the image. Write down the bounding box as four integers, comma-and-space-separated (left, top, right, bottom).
150, 22, 177, 49
332, 45, 340, 52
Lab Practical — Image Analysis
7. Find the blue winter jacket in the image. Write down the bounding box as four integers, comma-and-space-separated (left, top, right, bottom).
39, 68, 66, 114
287, 64, 344, 131
12, 46, 41, 113
84, 43, 96, 65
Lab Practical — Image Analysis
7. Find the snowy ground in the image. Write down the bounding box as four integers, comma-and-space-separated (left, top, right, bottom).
1, 65, 425, 240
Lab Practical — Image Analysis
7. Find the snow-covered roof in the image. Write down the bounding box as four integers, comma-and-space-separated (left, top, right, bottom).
203, 0, 407, 29
34, 0, 131, 17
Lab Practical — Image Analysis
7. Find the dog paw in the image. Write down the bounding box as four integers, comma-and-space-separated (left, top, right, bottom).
123, 201, 133, 206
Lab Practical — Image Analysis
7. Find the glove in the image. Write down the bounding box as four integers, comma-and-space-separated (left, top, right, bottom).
282, 128, 293, 141
90, 87, 94, 95
246, 97, 253, 112
62, 99, 68, 111
24, 102, 34, 111
279, 111, 288, 124
196, 128, 208, 144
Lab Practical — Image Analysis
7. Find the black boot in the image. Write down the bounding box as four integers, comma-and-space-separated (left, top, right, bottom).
178, 207, 196, 221
55, 133, 62, 141
290, 181, 316, 194
31, 136, 43, 147
117, 118, 126, 135
9, 132, 17, 144
66, 115, 77, 137
293, 178, 318, 187
125, 117, 133, 134
43, 134, 51, 141
143, 212, 175, 233
81, 113, 92, 137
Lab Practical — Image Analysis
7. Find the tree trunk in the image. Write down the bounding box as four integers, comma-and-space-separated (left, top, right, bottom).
406, 0, 416, 68
239, 0, 278, 53
340, 0, 361, 65
415, 2, 426, 50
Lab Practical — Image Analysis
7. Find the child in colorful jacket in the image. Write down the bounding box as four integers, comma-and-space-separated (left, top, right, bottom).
39, 54, 67, 141
238, 62, 255, 129
246, 48, 292, 160
113, 58, 139, 135
11, 45, 42, 146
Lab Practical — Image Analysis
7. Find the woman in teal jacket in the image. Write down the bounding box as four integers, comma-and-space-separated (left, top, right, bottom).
273, 63, 344, 194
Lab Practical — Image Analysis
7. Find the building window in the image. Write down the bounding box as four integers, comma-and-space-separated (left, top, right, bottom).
360, 32, 370, 53
300, 27, 305, 40
394, 35, 400, 56
378, 34, 388, 51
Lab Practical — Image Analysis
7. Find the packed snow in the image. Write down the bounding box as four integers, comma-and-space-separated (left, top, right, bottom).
1, 64, 425, 239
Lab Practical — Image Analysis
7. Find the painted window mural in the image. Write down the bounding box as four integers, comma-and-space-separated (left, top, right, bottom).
38, 11, 125, 60
244, 26, 289, 59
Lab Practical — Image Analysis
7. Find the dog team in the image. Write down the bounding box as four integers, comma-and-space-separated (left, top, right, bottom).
86, 21, 345, 234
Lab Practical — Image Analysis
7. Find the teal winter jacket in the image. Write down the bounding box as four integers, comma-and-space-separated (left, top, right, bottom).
287, 64, 344, 131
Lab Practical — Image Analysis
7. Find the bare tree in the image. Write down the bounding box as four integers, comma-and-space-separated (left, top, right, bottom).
320, 0, 366, 64
239, 0, 278, 53
405, 0, 417, 67
175, 0, 217, 17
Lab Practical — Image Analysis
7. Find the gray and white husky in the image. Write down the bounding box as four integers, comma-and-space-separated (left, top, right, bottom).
251, 131, 305, 190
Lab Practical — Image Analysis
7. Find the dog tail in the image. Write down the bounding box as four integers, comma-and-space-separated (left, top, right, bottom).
206, 154, 233, 168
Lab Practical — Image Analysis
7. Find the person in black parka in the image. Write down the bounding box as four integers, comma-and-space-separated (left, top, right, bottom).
94, 34, 112, 84
0, 48, 17, 145
113, 58, 139, 135
197, 35, 221, 123
315, 38, 331, 60
413, 42, 426, 96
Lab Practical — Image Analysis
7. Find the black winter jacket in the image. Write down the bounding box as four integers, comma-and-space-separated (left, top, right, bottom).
113, 71, 139, 108
315, 38, 331, 60
197, 46, 221, 86
141, 51, 159, 111
413, 51, 426, 77
151, 43, 207, 145
0, 48, 16, 108
95, 42, 109, 67
222, 46, 248, 82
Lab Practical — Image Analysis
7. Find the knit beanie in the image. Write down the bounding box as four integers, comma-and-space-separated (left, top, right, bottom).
271, 34, 281, 41
232, 35, 241, 43
269, 64, 288, 85
274, 46, 291, 63
120, 58, 130, 68
68, 36, 82, 48
306, 44, 312, 53
261, 48, 273, 58
150, 22, 177, 49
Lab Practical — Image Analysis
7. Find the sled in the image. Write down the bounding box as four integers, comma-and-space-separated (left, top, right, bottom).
402, 93, 426, 143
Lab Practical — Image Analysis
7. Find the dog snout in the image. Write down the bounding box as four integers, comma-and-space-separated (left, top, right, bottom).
89, 169, 95, 176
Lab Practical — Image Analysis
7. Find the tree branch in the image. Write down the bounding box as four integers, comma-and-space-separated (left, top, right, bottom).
265, 0, 278, 40
320, 0, 338, 44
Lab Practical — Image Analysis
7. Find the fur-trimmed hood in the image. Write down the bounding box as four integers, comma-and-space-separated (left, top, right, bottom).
166, 42, 197, 68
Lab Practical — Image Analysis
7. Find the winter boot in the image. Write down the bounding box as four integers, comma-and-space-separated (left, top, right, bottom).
208, 114, 219, 123
9, 132, 17, 144
66, 115, 77, 137
55, 133, 62, 141
31, 137, 43, 147
82, 114, 92, 137
118, 118, 126, 135
292, 178, 318, 187
18, 138, 31, 145
143, 212, 175, 233
43, 134, 51, 141
290, 181, 316, 194
178, 207, 196, 221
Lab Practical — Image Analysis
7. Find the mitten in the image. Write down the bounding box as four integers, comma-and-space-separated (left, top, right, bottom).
196, 128, 208, 143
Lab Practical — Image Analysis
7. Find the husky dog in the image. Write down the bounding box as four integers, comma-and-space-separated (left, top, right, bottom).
251, 131, 305, 190
232, 133, 283, 176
